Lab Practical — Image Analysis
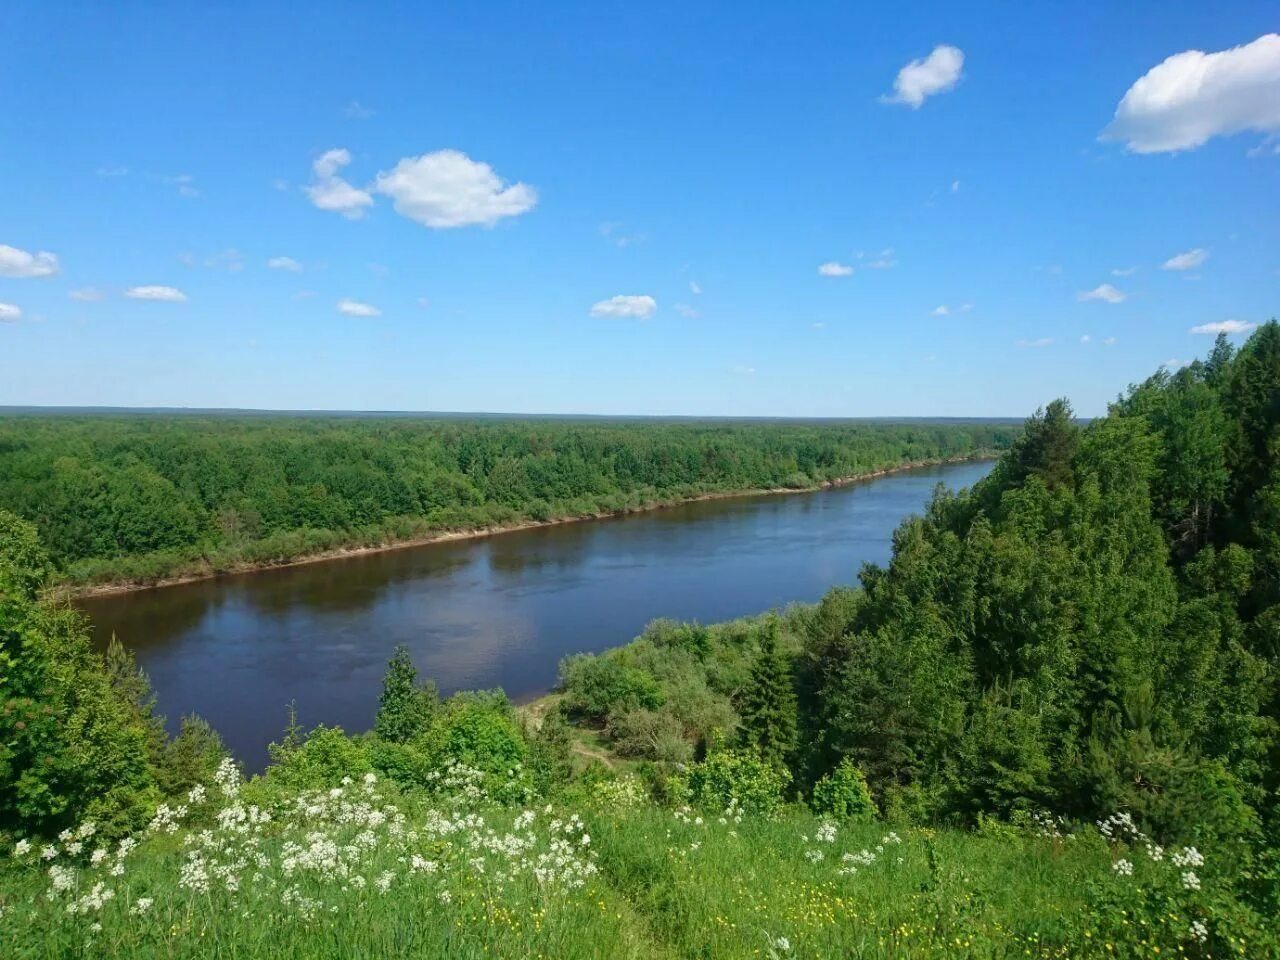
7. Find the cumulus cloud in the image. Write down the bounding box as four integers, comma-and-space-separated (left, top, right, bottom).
267, 256, 303, 272
0, 302, 21, 322
306, 148, 374, 219
1190, 319, 1257, 335
0, 244, 59, 278
68, 288, 105, 302
1163, 248, 1208, 271
337, 298, 381, 317
590, 295, 657, 319
818, 261, 854, 277
1102, 34, 1280, 153
882, 44, 965, 108
374, 150, 537, 228
126, 285, 187, 302
1078, 283, 1127, 304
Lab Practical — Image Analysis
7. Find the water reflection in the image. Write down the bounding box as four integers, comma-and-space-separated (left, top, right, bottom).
81, 461, 993, 769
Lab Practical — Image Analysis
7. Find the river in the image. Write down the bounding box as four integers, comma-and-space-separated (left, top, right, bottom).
81, 459, 994, 768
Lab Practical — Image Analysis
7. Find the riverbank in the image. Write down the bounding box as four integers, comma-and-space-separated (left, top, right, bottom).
57, 453, 995, 599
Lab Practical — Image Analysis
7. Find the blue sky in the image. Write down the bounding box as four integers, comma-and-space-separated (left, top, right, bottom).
1, 2, 1277, 417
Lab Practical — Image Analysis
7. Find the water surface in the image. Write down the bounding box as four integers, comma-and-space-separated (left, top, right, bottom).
82, 460, 993, 768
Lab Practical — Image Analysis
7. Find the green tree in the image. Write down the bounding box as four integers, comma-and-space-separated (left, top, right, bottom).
737, 617, 798, 769
373, 645, 437, 743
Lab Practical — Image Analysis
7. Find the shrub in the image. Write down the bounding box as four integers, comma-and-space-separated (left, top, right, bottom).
608, 709, 693, 763
812, 759, 878, 823
558, 654, 663, 722
264, 725, 371, 790
686, 748, 791, 816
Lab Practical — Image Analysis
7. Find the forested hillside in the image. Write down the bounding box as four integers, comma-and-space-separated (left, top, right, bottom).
0, 416, 1015, 586
1, 326, 1278, 957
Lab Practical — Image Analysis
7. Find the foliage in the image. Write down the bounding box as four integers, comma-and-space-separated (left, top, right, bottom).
811, 759, 877, 823
0, 415, 1016, 586
373, 644, 437, 743
685, 748, 791, 817
736, 616, 798, 769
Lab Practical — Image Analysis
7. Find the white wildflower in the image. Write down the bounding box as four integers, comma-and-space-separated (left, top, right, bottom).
1112, 859, 1133, 877
1190, 919, 1208, 943
1182, 870, 1201, 891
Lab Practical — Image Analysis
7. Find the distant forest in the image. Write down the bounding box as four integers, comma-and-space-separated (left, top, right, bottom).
0, 416, 1017, 585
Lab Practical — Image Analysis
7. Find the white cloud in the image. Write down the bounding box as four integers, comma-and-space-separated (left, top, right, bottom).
818, 261, 854, 277
127, 285, 187, 302
344, 100, 375, 119
674, 303, 701, 319
68, 288, 105, 302
1190, 319, 1257, 335
0, 244, 59, 278
1104, 336, 1117, 345
306, 148, 374, 219
1078, 283, 1127, 304
1016, 337, 1054, 348
373, 150, 536, 228
0, 302, 21, 322
731, 365, 756, 376
337, 298, 381, 317
1102, 34, 1280, 153
590, 294, 657, 319
1162, 358, 1188, 369
931, 305, 950, 316
1081, 334, 1092, 343
1112, 266, 1139, 276
1162, 248, 1208, 271
689, 280, 702, 295
267, 256, 303, 272
599, 221, 643, 247
882, 44, 965, 108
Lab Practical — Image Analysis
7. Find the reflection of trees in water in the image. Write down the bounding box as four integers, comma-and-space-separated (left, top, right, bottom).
81, 579, 223, 653
235, 548, 476, 618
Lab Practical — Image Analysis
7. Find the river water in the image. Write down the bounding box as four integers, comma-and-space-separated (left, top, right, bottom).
81, 459, 994, 768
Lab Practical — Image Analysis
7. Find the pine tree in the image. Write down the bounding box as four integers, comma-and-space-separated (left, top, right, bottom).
738, 617, 798, 769
374, 645, 437, 743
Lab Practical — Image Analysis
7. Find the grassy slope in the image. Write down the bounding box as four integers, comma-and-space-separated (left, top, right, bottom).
2, 779, 1123, 960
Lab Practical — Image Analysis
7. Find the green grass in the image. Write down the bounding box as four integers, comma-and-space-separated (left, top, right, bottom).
6, 762, 1251, 960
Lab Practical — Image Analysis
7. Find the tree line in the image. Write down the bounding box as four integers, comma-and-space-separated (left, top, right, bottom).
0, 415, 1016, 585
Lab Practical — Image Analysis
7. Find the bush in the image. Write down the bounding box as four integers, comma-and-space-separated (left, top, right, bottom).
608, 709, 693, 763
159, 715, 229, 796
686, 748, 791, 816
558, 654, 663, 722
811, 759, 878, 823
264, 725, 372, 790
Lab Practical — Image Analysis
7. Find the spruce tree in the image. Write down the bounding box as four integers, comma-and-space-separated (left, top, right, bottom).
738, 617, 798, 769
374, 645, 436, 743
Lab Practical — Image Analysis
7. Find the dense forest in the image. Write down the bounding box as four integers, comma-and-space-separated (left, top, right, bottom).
0, 416, 1016, 587
1, 325, 1278, 957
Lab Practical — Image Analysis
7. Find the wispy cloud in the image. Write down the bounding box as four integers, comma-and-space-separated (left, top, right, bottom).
731, 365, 756, 376
1078, 283, 1127, 304
818, 261, 853, 277
1190, 319, 1257, 335
337, 298, 380, 317
68, 288, 106, 302
931, 305, 950, 316
126, 285, 187, 302
343, 100, 375, 119
590, 295, 657, 319
1162, 248, 1208, 271
1111, 266, 1139, 276
1016, 337, 1054, 348
674, 303, 701, 319
267, 256, 303, 272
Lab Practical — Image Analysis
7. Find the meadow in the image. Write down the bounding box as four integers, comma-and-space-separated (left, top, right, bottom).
1, 762, 1259, 959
